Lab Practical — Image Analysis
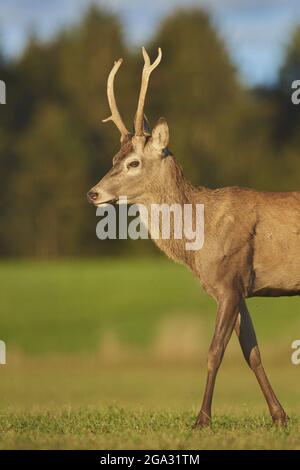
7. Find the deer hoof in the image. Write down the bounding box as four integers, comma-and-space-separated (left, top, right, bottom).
193, 412, 211, 429
272, 411, 289, 426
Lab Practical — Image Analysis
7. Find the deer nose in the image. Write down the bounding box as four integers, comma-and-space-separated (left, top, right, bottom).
87, 190, 99, 203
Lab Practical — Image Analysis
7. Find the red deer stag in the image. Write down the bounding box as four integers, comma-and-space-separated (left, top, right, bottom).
87, 47, 300, 427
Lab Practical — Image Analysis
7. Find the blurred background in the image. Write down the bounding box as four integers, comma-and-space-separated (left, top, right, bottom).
0, 0, 300, 448
1, 0, 300, 258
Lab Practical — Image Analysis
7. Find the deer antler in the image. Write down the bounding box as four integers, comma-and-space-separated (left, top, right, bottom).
102, 58, 129, 140
135, 47, 162, 137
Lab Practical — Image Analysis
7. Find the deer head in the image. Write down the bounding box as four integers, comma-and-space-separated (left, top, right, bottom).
87, 47, 172, 207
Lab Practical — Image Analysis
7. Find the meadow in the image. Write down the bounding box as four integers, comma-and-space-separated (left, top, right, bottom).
0, 258, 299, 449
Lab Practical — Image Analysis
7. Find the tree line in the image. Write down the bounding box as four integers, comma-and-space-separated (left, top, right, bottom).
0, 7, 299, 257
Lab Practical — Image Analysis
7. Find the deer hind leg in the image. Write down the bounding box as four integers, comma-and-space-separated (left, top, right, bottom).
235, 300, 288, 425
194, 291, 240, 427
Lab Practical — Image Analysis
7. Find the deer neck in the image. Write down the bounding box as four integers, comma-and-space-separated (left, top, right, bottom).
147, 157, 194, 205
139, 157, 201, 268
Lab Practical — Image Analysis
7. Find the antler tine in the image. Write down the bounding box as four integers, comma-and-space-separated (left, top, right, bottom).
102, 58, 129, 139
135, 47, 162, 137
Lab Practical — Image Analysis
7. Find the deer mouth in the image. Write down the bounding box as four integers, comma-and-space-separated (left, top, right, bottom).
95, 197, 118, 206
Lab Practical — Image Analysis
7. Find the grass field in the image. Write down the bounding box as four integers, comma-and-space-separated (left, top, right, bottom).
0, 258, 299, 449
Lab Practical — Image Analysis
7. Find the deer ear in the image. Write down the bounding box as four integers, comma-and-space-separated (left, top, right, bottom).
151, 117, 169, 152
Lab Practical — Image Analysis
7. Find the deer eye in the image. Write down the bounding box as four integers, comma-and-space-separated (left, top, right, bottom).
128, 160, 140, 168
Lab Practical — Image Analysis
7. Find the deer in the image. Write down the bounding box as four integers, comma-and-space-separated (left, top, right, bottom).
87, 47, 300, 428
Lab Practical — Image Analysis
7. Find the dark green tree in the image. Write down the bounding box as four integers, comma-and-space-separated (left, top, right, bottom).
142, 10, 274, 189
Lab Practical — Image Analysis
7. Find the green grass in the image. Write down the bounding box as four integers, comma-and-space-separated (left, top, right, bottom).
0, 258, 214, 353
0, 258, 299, 353
0, 259, 299, 449
1, 358, 300, 449
0, 409, 299, 450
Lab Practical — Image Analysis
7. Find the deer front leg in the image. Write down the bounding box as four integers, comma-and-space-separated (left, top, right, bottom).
194, 292, 240, 427
235, 300, 288, 425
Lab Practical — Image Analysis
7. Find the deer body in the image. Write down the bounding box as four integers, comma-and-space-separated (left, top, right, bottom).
134, 158, 300, 298
88, 47, 300, 427
195, 186, 300, 299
